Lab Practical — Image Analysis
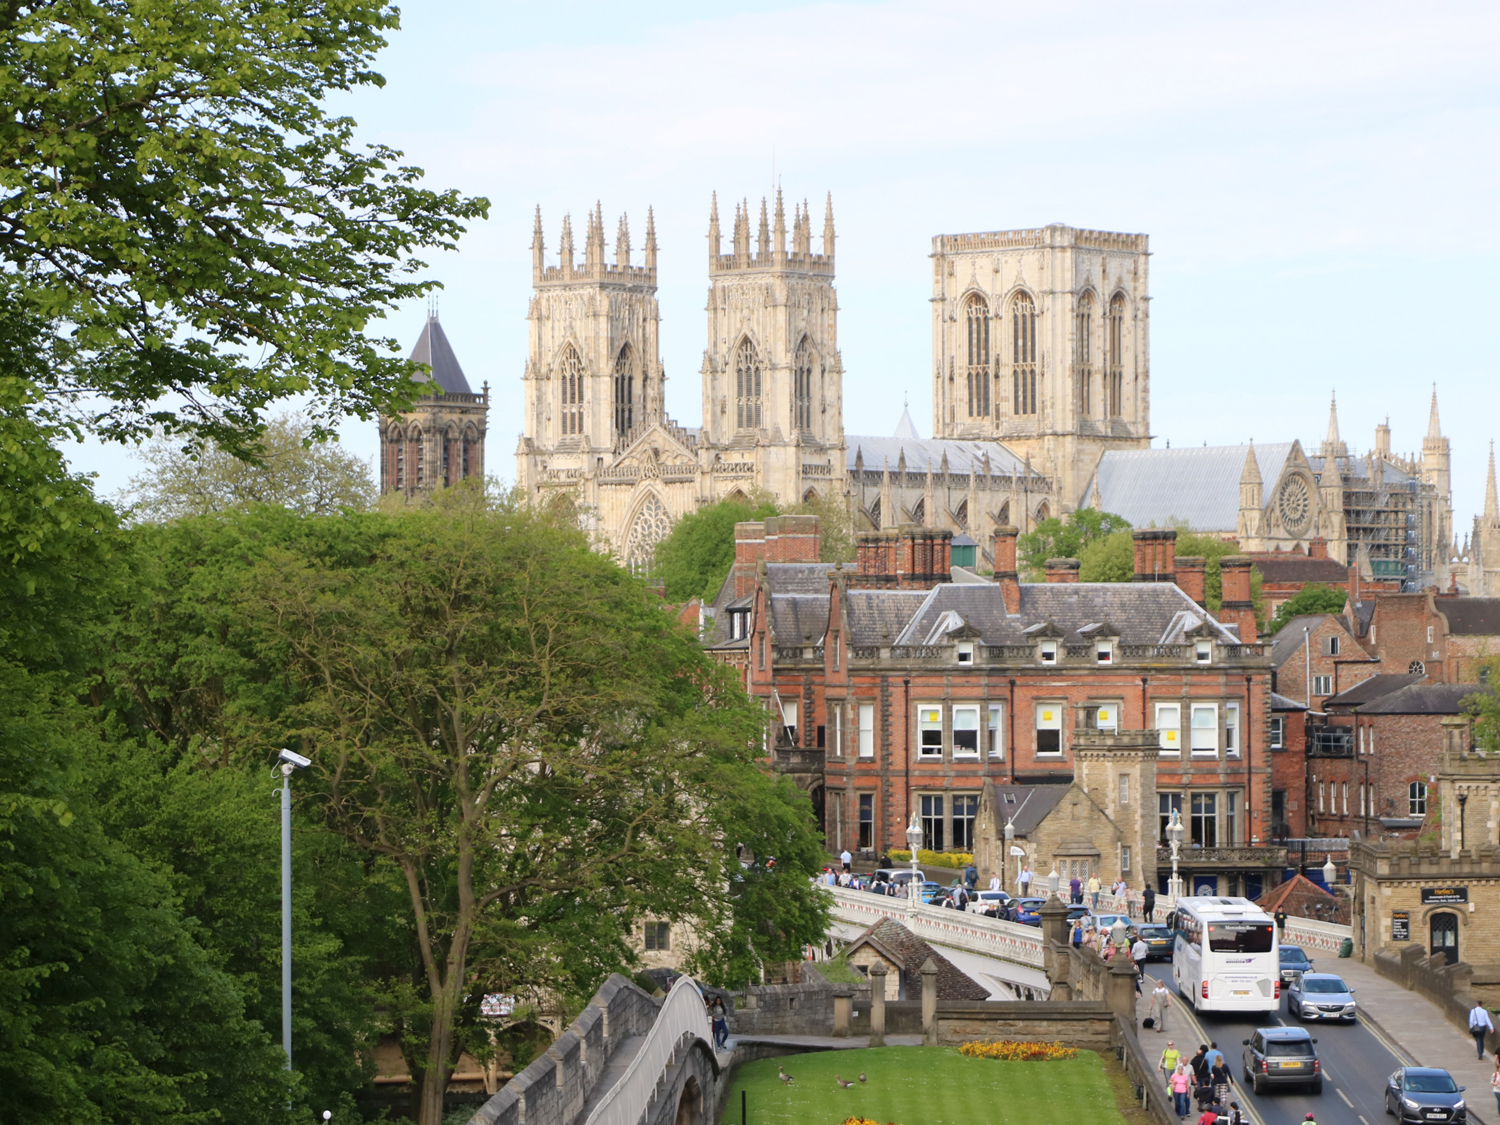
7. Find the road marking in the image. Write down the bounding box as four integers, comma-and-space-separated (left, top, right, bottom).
1161, 994, 1270, 1125
1338, 1087, 1354, 1107
1359, 1117, 1371, 1125
1357, 1013, 1417, 1066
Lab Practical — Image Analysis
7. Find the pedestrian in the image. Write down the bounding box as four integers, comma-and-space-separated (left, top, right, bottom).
1113, 877, 1128, 900
1148, 980, 1170, 1032
1132, 935, 1150, 977
989, 872, 1001, 891
1205, 1042, 1224, 1071
1471, 1000, 1495, 1060
1069, 874, 1083, 904
1197, 1108, 1218, 1125
1018, 863, 1033, 898
965, 862, 978, 889
878, 851, 891, 869
1210, 1058, 1232, 1107
1070, 919, 1084, 947
1225, 1101, 1246, 1125
1189, 1045, 1209, 1086
840, 848, 852, 873
1274, 908, 1287, 934
1491, 1055, 1500, 1117
1158, 1040, 1181, 1083
709, 996, 729, 1050
1143, 885, 1157, 924
1170, 1063, 1193, 1119
1088, 874, 1102, 908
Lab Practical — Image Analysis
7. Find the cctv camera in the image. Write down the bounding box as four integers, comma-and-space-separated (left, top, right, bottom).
277, 748, 312, 769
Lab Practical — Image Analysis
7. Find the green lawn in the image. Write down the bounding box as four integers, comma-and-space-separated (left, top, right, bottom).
719, 1045, 1125, 1125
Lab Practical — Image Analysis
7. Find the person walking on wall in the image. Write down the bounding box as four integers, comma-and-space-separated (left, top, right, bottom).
1471, 1000, 1495, 1060
1148, 980, 1171, 1032
1142, 885, 1157, 924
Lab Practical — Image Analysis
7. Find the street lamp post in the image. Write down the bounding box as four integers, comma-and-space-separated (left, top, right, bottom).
1003, 819, 1015, 896
1166, 807, 1185, 900
906, 809, 923, 912
276, 748, 311, 1076
1047, 866, 1060, 901
1322, 854, 1338, 888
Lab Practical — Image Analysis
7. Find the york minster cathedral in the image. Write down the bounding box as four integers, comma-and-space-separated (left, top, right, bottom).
377, 190, 1499, 596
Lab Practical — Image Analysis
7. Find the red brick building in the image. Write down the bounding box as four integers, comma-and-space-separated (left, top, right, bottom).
1354, 592, 1500, 683
706, 519, 1283, 894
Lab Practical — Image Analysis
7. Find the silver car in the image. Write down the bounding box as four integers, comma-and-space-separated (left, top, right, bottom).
1286, 972, 1357, 1022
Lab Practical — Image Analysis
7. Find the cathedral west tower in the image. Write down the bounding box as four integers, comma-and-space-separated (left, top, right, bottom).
929, 224, 1151, 507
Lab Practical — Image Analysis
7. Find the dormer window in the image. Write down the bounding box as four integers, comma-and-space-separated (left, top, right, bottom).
728, 608, 750, 640
1040, 641, 1058, 664
1195, 641, 1212, 664
957, 642, 974, 665
1095, 642, 1112, 665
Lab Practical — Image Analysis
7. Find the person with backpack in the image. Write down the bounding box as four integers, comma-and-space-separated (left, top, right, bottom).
1142, 885, 1157, 923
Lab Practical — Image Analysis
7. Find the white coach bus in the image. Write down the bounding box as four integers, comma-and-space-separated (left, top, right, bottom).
1172, 896, 1280, 1013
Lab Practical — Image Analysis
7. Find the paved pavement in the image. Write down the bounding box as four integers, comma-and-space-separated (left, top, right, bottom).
1137, 956, 1493, 1125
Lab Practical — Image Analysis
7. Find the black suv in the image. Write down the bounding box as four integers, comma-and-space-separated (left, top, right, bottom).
1242, 1026, 1320, 1093
1385, 1067, 1467, 1123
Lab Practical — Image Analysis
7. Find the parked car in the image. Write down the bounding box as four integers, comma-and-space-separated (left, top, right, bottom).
1089, 912, 1136, 939
1278, 944, 1314, 982
1241, 1026, 1321, 1094
919, 881, 944, 904
1385, 1067, 1466, 1123
1135, 924, 1174, 960
967, 890, 1012, 915
1286, 973, 1357, 1022
873, 868, 929, 885
1014, 897, 1046, 925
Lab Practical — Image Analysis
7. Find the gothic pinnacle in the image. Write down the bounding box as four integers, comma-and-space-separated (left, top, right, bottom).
616, 212, 631, 267
1485, 441, 1498, 522
1427, 383, 1443, 440
644, 206, 658, 270
823, 191, 836, 258
773, 187, 786, 255
757, 197, 770, 258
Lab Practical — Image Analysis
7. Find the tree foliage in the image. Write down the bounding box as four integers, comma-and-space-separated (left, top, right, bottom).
0, 0, 486, 451
121, 413, 376, 523
1266, 582, 1350, 637
651, 493, 779, 601
1017, 509, 1132, 579
1464, 658, 1500, 754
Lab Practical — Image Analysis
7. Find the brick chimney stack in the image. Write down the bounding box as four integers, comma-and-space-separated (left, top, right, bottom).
1219, 555, 1257, 643
1132, 529, 1177, 582
1044, 557, 1081, 583
992, 525, 1021, 614
1175, 556, 1207, 606
762, 514, 821, 562
1309, 536, 1329, 560
852, 528, 953, 590
733, 521, 765, 598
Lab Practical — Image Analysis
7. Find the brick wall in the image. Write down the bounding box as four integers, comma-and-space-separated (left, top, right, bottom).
1369, 593, 1447, 681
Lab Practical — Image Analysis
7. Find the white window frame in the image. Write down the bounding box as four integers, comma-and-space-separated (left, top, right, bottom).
917, 703, 944, 759
831, 706, 843, 757
987, 704, 1004, 759
1329, 635, 1340, 656
1039, 640, 1058, 664
1195, 640, 1212, 664
782, 699, 799, 745
858, 703, 875, 758
1095, 641, 1113, 665
1225, 791, 1239, 845
1312, 674, 1332, 696
957, 641, 974, 665
1093, 701, 1120, 732
1409, 781, 1427, 816
1342, 781, 1348, 816
1270, 715, 1285, 749
1190, 703, 1219, 755
1035, 702, 1063, 756
1224, 703, 1240, 758
1318, 778, 1325, 813
1156, 702, 1181, 755
952, 704, 981, 758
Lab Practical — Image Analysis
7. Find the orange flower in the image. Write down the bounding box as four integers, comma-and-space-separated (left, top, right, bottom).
957, 1039, 1078, 1061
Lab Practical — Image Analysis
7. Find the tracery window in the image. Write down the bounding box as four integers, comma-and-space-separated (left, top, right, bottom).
613, 344, 634, 438
793, 337, 814, 431
1107, 293, 1125, 418
560, 345, 586, 437
1012, 292, 1036, 416
735, 337, 762, 430
411, 428, 425, 487
965, 294, 990, 418
1075, 291, 1094, 417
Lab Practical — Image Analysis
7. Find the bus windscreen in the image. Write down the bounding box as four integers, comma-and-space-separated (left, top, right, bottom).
1206, 922, 1274, 953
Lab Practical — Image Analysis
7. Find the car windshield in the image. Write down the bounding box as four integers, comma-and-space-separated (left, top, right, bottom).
1301, 978, 1349, 994
1140, 926, 1170, 938
1280, 946, 1308, 962
1208, 922, 1274, 953
1405, 1074, 1459, 1093
1265, 1040, 1313, 1057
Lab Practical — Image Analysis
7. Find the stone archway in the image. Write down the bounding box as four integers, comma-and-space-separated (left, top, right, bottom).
674, 1076, 702, 1125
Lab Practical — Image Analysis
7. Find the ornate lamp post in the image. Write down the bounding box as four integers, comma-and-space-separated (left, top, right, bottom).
906, 809, 923, 912
1322, 854, 1338, 888
1166, 807, 1185, 900
1047, 866, 1061, 901
1003, 818, 1015, 895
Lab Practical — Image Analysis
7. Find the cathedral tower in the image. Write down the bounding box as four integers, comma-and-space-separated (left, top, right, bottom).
928, 224, 1151, 507
698, 190, 845, 502
379, 310, 488, 495
1421, 386, 1455, 583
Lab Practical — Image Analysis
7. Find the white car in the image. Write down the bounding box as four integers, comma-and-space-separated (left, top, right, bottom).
967, 890, 1013, 915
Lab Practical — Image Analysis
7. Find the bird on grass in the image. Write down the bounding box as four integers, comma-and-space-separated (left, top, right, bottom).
836, 1075, 854, 1088
858, 1072, 867, 1084
777, 1069, 793, 1086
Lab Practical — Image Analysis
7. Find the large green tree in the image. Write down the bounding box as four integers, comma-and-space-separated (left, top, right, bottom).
652, 494, 779, 601
1017, 509, 1132, 580
222, 488, 825, 1125
1266, 582, 1350, 636
0, 0, 485, 451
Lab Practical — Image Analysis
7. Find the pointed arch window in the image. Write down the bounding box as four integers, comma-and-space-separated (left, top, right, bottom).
1107, 293, 1126, 418
793, 337, 814, 431
613, 344, 635, 438
735, 337, 762, 430
1012, 292, 1037, 416
392, 428, 406, 489
560, 345, 586, 437
462, 426, 477, 479
1076, 291, 1094, 418
410, 427, 425, 487
965, 294, 991, 418
443, 427, 457, 485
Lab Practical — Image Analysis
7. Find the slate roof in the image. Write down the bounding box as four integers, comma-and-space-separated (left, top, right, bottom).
1359, 683, 1487, 715
846, 434, 1034, 478
850, 917, 990, 1002
769, 595, 830, 645
1082, 443, 1295, 531
1269, 692, 1309, 712
408, 314, 472, 395
982, 783, 1069, 835
1268, 615, 1350, 670
1323, 674, 1425, 709
886, 582, 1236, 647
1252, 555, 1351, 586
1434, 597, 1500, 637
846, 589, 932, 644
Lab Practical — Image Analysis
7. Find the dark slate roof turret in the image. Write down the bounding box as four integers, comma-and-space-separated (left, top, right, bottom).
408, 312, 472, 395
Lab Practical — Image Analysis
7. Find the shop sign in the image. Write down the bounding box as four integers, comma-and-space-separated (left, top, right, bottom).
1420, 886, 1468, 905
1391, 910, 1410, 941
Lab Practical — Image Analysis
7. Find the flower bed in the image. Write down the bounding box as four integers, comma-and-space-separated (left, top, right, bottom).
887, 849, 973, 869
958, 1039, 1079, 1061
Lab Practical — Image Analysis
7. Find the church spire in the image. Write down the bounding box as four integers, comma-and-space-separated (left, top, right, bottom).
1427, 383, 1443, 440
559, 212, 574, 277
823, 192, 836, 259
585, 201, 605, 272
531, 205, 545, 280
1486, 441, 1498, 522
1322, 392, 1346, 460
773, 188, 787, 260
757, 197, 769, 260
707, 193, 720, 262
616, 212, 631, 267
733, 200, 749, 262
644, 206, 657, 272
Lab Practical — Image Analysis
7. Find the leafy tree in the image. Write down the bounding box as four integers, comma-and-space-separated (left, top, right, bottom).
121, 413, 376, 522
1266, 582, 1350, 637
228, 487, 825, 1125
1017, 509, 1131, 579
1464, 657, 1500, 753
0, 0, 485, 452
1078, 529, 1134, 582
651, 493, 779, 601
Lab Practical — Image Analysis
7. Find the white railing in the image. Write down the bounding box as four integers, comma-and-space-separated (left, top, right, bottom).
583, 977, 712, 1125
827, 887, 1045, 968
1282, 915, 1350, 955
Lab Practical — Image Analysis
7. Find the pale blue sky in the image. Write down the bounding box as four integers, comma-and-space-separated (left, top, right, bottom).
70, 0, 1500, 531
